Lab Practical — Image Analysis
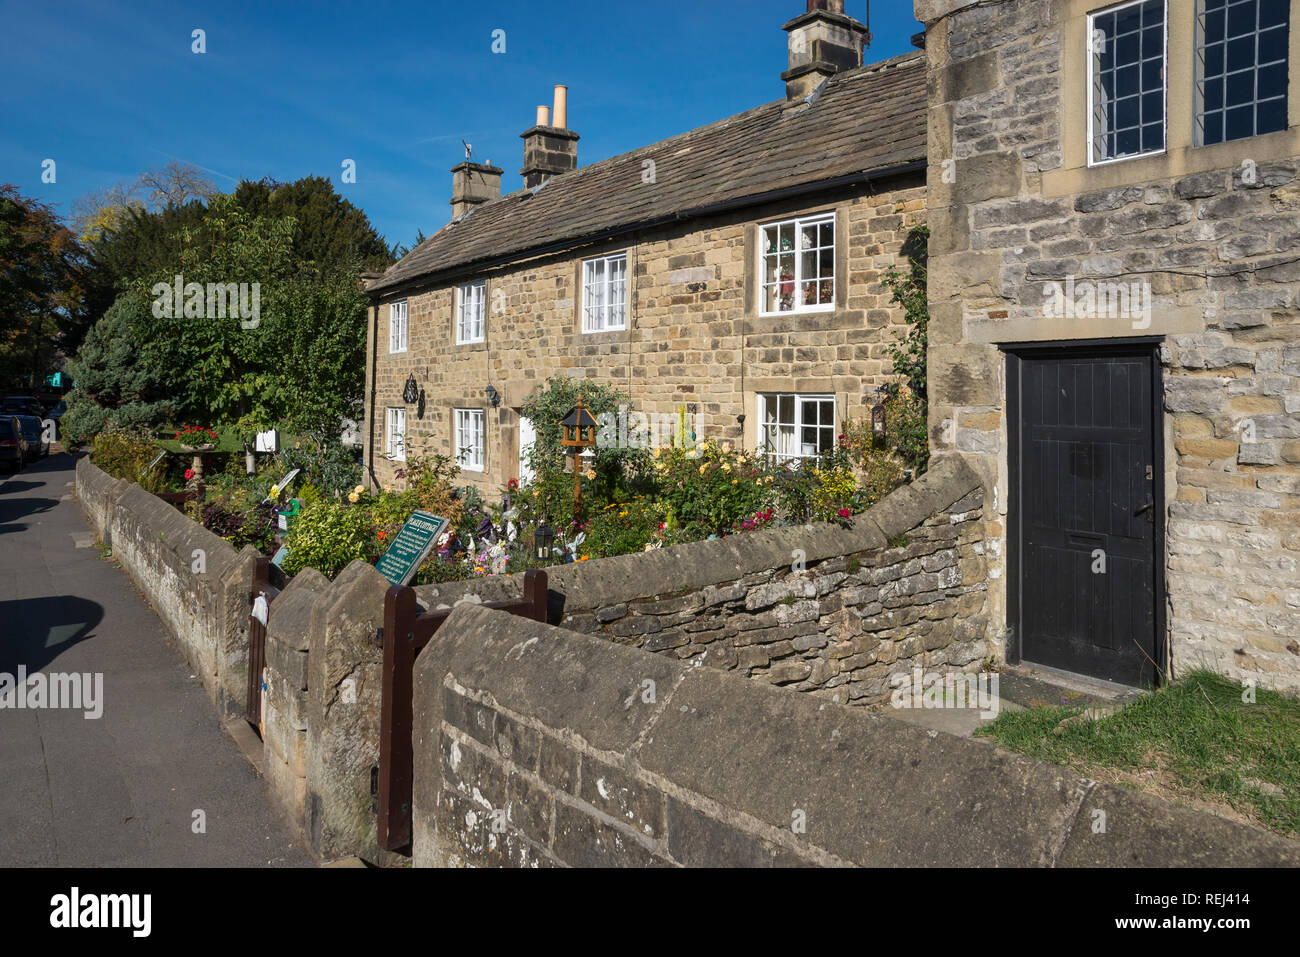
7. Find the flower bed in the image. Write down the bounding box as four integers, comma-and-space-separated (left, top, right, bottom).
87, 405, 914, 587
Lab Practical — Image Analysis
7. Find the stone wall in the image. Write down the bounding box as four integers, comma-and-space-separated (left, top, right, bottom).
917, 0, 1300, 690
75, 457, 258, 718
365, 174, 926, 495
416, 454, 991, 707
410, 601, 1300, 867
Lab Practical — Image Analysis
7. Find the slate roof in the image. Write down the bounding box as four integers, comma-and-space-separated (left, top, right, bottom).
370, 51, 926, 295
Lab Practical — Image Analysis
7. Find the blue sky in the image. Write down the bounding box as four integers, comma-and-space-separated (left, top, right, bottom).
1, 0, 922, 250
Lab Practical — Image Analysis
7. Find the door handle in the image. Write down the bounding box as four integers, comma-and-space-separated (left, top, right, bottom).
1134, 500, 1153, 519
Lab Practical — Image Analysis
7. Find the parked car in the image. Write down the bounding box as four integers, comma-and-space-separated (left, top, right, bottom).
0, 416, 29, 472
1, 395, 43, 417
16, 416, 48, 458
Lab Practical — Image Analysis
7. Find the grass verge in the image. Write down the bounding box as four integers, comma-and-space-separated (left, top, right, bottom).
975, 670, 1299, 838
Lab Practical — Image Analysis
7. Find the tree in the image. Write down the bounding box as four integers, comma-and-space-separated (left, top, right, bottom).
0, 184, 82, 390
61, 291, 177, 443
136, 160, 217, 209
71, 161, 215, 243
231, 175, 394, 274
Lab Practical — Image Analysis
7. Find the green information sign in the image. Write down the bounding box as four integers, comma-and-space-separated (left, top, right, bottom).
375, 510, 448, 586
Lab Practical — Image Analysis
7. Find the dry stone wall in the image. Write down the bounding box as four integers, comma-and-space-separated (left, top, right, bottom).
417, 455, 991, 708
75, 458, 257, 718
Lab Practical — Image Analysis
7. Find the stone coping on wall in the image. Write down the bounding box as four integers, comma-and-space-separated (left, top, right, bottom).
414, 452, 983, 616
412, 603, 1300, 867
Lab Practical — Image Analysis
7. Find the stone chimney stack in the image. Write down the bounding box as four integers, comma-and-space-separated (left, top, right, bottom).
520, 85, 579, 188
782, 0, 870, 100
450, 161, 503, 221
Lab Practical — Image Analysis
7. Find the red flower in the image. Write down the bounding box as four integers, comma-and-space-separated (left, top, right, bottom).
838, 508, 851, 519
507, 478, 519, 490
184, 468, 195, 480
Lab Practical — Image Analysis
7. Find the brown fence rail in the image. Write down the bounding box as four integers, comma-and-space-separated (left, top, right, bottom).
377, 569, 548, 852
246, 556, 281, 730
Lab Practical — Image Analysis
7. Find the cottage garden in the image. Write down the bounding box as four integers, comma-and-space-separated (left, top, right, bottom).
83, 377, 923, 585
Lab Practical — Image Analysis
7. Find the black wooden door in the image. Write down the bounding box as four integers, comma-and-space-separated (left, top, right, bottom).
1009, 345, 1161, 687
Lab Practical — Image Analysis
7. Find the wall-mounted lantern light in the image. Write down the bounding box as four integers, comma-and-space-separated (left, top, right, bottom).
871, 393, 887, 441
484, 384, 500, 407
403, 375, 419, 405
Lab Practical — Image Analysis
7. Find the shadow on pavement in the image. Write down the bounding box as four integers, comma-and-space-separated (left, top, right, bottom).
0, 597, 105, 675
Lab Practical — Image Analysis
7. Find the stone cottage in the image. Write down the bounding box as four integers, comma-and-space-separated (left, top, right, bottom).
362, 0, 927, 494
915, 0, 1300, 690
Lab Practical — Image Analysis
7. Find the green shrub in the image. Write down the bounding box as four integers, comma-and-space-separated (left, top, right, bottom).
584, 498, 666, 558
89, 427, 181, 493
282, 498, 373, 577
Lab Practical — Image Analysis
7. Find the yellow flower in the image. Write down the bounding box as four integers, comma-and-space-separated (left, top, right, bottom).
347, 492, 360, 503
354, 485, 365, 494
722, 442, 732, 453
731, 479, 738, 485
652, 447, 661, 458
532, 489, 539, 497
383, 484, 393, 493
721, 462, 731, 472
738, 456, 746, 465
699, 465, 707, 474
586, 470, 596, 480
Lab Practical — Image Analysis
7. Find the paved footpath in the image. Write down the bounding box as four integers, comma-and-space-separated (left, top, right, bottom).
0, 452, 312, 866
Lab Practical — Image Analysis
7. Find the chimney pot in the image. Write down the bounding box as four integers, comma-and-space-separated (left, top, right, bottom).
537, 105, 551, 126
553, 85, 568, 130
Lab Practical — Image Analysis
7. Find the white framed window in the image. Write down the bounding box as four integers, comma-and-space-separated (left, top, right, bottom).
457, 281, 485, 343
389, 300, 408, 353
1195, 0, 1290, 146
386, 407, 406, 461
757, 393, 836, 466
582, 253, 628, 332
455, 408, 485, 472
1088, 0, 1167, 165
759, 212, 835, 315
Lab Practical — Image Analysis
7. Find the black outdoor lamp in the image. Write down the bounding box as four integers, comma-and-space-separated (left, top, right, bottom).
484, 384, 500, 407
403, 375, 419, 405
533, 519, 554, 562
871, 398, 887, 441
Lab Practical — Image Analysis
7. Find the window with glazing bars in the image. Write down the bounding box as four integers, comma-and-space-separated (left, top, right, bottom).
582, 254, 627, 332
1089, 0, 1167, 163
758, 394, 836, 466
457, 281, 485, 343
759, 213, 835, 314
1196, 0, 1290, 145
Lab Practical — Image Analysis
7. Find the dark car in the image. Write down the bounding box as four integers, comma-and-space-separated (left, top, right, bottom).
16, 415, 48, 458
1, 395, 43, 417
0, 416, 29, 472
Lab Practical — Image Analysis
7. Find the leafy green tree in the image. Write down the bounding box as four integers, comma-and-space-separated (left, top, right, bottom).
231, 176, 394, 274
0, 184, 82, 391
61, 291, 178, 443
